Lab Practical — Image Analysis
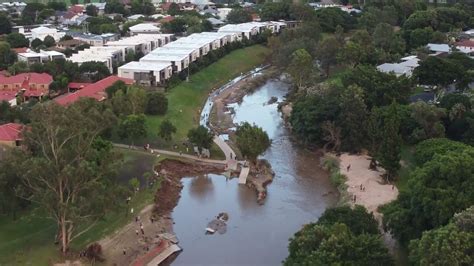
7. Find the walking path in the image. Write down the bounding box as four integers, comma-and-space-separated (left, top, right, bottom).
113, 143, 226, 165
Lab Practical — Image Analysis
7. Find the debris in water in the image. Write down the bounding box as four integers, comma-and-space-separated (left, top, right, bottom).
205, 213, 229, 235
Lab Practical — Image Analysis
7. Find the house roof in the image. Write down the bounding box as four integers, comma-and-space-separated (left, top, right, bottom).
207, 17, 223, 25
159, 16, 175, 24
57, 39, 87, 46
455, 40, 474, 48
68, 5, 84, 14
427, 43, 450, 53
128, 14, 145, 20
0, 91, 16, 102
31, 26, 57, 34
68, 82, 92, 89
54, 76, 134, 106
129, 23, 160, 32
12, 47, 28, 53
0, 123, 23, 142
0, 73, 53, 85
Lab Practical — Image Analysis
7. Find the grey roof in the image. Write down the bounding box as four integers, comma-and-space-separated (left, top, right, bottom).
207, 17, 224, 25
427, 43, 450, 53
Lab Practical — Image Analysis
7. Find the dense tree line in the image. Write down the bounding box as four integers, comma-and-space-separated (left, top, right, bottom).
285, 206, 392, 265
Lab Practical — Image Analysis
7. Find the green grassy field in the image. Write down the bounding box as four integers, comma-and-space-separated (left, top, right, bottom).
0, 149, 159, 265
142, 44, 270, 151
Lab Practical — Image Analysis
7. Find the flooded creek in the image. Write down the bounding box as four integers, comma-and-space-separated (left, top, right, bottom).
170, 79, 338, 265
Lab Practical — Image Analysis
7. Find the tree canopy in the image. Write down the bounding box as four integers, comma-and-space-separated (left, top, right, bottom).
188, 126, 213, 152
235, 122, 271, 162
285, 206, 392, 266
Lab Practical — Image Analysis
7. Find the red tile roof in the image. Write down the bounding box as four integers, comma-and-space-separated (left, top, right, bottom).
160, 16, 175, 24
54, 75, 134, 106
68, 82, 92, 90
12, 47, 28, 53
0, 91, 16, 102
0, 73, 53, 86
0, 73, 52, 98
0, 123, 23, 142
456, 40, 474, 48
68, 5, 84, 14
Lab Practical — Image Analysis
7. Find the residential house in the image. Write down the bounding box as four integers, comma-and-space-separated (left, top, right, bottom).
376, 55, 420, 77
0, 123, 24, 147
207, 17, 224, 28
70, 33, 120, 46
57, 39, 88, 50
426, 43, 451, 55
31, 26, 65, 41
0, 73, 53, 101
0, 92, 17, 106
128, 14, 145, 21
17, 50, 66, 65
129, 23, 161, 35
455, 40, 474, 57
54, 76, 134, 106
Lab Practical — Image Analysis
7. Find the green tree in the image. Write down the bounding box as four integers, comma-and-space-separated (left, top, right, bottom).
413, 56, 461, 89
128, 177, 140, 193
259, 2, 291, 21
409, 223, 474, 265
6, 33, 29, 48
187, 126, 213, 153
8, 61, 29, 75
0, 14, 11, 35
111, 86, 147, 116
286, 48, 313, 90
47, 1, 67, 11
30, 38, 43, 50
105, 0, 127, 15
226, 8, 252, 23
315, 36, 341, 76
382, 147, 474, 242
235, 122, 271, 162
86, 4, 98, 17
6, 99, 124, 254
43, 35, 56, 47
409, 101, 446, 142
118, 114, 147, 145
285, 223, 393, 266
317, 205, 379, 235
158, 119, 176, 141
0, 42, 17, 70
78, 61, 111, 82
167, 3, 181, 16
376, 102, 402, 181
414, 138, 471, 165
105, 80, 127, 98
145, 92, 168, 115
338, 85, 368, 152
342, 65, 412, 109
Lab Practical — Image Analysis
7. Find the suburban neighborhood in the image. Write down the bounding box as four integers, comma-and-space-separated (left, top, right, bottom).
0, 0, 473, 265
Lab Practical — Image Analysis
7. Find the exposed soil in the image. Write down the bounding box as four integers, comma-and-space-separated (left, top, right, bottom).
154, 159, 226, 215
246, 159, 275, 204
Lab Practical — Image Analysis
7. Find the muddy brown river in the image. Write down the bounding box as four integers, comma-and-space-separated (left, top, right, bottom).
170, 79, 338, 265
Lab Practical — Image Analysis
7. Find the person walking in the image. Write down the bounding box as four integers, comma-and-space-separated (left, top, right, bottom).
347, 164, 351, 172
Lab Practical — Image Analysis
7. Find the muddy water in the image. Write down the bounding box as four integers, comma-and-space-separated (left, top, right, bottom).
170, 80, 338, 266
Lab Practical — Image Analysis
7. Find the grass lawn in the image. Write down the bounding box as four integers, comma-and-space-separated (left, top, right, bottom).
0, 149, 159, 265
142, 45, 270, 152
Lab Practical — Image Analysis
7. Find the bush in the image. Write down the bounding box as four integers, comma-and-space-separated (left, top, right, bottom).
145, 92, 168, 115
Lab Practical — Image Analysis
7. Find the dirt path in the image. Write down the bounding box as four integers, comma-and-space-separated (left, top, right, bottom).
98, 204, 172, 266
338, 153, 399, 220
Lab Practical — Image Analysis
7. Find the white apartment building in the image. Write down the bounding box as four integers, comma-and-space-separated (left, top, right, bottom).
68, 46, 125, 73
18, 50, 65, 65
106, 34, 174, 55
152, 46, 200, 62
140, 53, 190, 73
118, 61, 173, 86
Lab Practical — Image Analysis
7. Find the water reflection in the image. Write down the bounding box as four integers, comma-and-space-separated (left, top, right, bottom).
170, 79, 337, 265
188, 175, 215, 203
